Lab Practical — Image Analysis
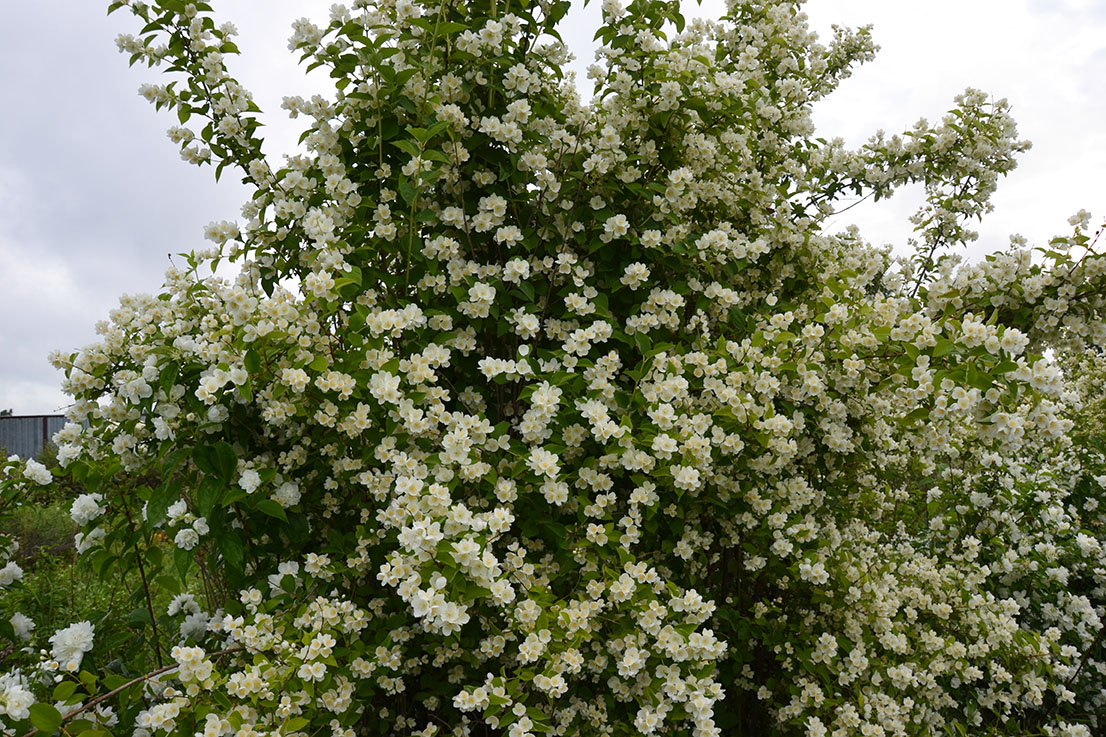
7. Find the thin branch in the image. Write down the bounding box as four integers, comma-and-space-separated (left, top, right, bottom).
826, 191, 875, 220
19, 649, 242, 737
1064, 624, 1105, 690
121, 501, 163, 668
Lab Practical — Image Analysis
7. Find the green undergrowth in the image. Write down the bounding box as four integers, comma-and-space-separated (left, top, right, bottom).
1, 487, 187, 675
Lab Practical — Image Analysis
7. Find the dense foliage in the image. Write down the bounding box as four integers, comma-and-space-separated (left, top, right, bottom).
3, 1, 1105, 735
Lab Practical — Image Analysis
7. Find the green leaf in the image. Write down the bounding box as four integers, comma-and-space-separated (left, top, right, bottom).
78, 671, 97, 692
126, 607, 153, 626
434, 20, 468, 34
192, 444, 217, 477
903, 407, 930, 423
287, 513, 311, 543
399, 179, 418, 205
309, 354, 329, 372
933, 340, 957, 358
244, 349, 261, 374
30, 703, 64, 733
147, 481, 176, 528
966, 364, 992, 390
390, 139, 421, 158
255, 499, 289, 522
346, 265, 363, 286
162, 446, 189, 476
424, 120, 450, 140
52, 681, 79, 703
394, 68, 419, 87
212, 441, 237, 482
174, 545, 193, 578
160, 361, 180, 393
422, 149, 450, 163
156, 574, 182, 596
66, 720, 94, 736
196, 477, 224, 517
380, 117, 399, 140
219, 533, 245, 573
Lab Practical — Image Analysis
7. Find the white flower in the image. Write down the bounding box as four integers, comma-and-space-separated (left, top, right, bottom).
70, 493, 105, 526
0, 561, 23, 587
620, 262, 650, 289
268, 561, 301, 593
672, 465, 701, 492
180, 612, 209, 640
56, 443, 81, 467
273, 481, 301, 507
297, 661, 327, 681
22, 459, 52, 485
174, 528, 200, 550
50, 621, 95, 672
601, 213, 630, 242
9, 612, 34, 641
167, 594, 200, 617
167, 499, 189, 522
238, 469, 261, 494
527, 448, 560, 478
75, 527, 107, 554
0, 674, 34, 721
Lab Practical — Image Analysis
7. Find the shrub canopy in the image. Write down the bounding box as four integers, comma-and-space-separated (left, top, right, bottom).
2, 1, 1106, 736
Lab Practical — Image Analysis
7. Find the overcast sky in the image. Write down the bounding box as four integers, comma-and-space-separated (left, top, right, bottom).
1, 1, 1104, 415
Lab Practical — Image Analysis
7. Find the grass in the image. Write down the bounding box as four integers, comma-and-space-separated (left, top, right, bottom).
3, 502, 76, 563
0, 501, 133, 644
2, 443, 227, 685
1, 475, 181, 675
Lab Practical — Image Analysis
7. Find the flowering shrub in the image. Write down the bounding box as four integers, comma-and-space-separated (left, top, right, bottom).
2, 0, 1105, 735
